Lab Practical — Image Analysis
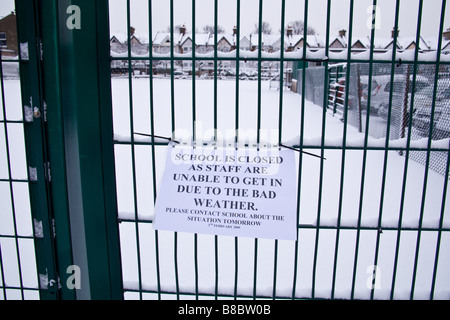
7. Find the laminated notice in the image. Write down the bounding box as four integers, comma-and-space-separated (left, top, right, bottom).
154, 145, 298, 241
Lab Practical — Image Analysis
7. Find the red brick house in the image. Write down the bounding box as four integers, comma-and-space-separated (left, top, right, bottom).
0, 11, 18, 58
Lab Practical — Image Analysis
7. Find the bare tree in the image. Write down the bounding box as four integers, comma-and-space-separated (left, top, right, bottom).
289, 20, 316, 35
166, 24, 186, 33
202, 25, 225, 34
253, 21, 272, 35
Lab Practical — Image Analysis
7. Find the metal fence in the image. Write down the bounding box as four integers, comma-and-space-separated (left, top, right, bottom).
1, 0, 450, 300
110, 0, 450, 300
0, 47, 40, 300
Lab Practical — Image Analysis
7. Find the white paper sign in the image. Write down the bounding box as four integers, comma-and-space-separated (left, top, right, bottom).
154, 145, 298, 241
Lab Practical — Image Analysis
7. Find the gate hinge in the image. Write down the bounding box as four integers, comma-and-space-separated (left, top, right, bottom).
24, 97, 42, 123
28, 166, 38, 181
20, 42, 29, 61
39, 269, 61, 293
33, 219, 56, 239
33, 219, 44, 239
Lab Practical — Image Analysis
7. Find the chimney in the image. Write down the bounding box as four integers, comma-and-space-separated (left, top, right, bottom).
339, 29, 346, 38
444, 28, 450, 41
130, 26, 135, 37
179, 24, 186, 36
391, 27, 399, 39
286, 25, 293, 37
231, 26, 237, 50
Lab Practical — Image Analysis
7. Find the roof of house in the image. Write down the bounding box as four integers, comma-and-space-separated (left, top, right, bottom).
111, 30, 450, 52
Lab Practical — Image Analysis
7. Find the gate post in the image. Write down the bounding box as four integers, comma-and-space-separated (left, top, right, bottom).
52, 0, 123, 299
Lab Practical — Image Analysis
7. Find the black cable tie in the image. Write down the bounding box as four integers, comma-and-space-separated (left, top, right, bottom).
279, 143, 326, 160
134, 132, 180, 144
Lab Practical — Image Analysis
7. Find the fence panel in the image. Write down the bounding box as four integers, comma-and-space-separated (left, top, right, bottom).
109, 0, 450, 300
0, 0, 61, 300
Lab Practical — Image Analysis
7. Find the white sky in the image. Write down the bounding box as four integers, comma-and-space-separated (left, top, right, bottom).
108, 0, 450, 41
1, 0, 449, 41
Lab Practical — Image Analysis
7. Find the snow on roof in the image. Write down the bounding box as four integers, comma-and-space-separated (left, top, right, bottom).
111, 33, 150, 44
112, 30, 450, 53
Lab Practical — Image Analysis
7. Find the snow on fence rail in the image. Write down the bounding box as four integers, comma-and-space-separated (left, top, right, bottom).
111, 48, 450, 63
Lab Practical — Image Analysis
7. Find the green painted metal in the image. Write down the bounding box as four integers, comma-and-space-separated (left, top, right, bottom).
38, 0, 76, 300
14, 0, 60, 300
55, 0, 123, 300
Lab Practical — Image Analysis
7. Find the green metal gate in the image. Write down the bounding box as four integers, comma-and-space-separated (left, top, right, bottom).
1, 0, 450, 300
1, 0, 122, 300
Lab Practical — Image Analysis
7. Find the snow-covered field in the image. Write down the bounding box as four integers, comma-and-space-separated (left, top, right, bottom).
112, 78, 450, 300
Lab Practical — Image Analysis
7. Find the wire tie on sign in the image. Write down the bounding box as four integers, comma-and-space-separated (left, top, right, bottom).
134, 132, 180, 145
279, 143, 326, 160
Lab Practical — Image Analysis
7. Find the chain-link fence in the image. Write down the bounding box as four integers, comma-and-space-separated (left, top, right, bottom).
310, 62, 450, 176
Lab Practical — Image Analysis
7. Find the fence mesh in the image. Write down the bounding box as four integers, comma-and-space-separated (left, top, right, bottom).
295, 62, 450, 177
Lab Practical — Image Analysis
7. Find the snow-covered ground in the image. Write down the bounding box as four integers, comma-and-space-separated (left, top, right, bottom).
1, 77, 449, 300
112, 78, 450, 300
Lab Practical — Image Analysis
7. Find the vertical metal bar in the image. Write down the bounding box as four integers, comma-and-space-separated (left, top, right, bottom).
0, 45, 4, 300
411, 0, 446, 300
126, 0, 143, 300
38, 0, 78, 300
213, 0, 220, 300
214, 0, 218, 141
331, 0, 354, 300
168, 0, 180, 300
371, 0, 401, 301
390, 0, 424, 300
256, 0, 263, 145
351, 0, 378, 300
194, 234, 199, 299
291, 1, 302, 298
430, 148, 450, 299
0, 50, 24, 301
306, 0, 324, 299
0, 243, 6, 298
272, 240, 278, 299
298, 0, 331, 301
214, 235, 219, 300
278, 0, 286, 142
191, 0, 199, 301
272, 0, 286, 300
234, 236, 238, 299
235, 0, 241, 144
170, 0, 176, 136
192, 0, 197, 141
234, 0, 241, 301
97, 0, 125, 299
174, 232, 179, 299
252, 0, 264, 300
148, 0, 162, 300
252, 236, 258, 300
